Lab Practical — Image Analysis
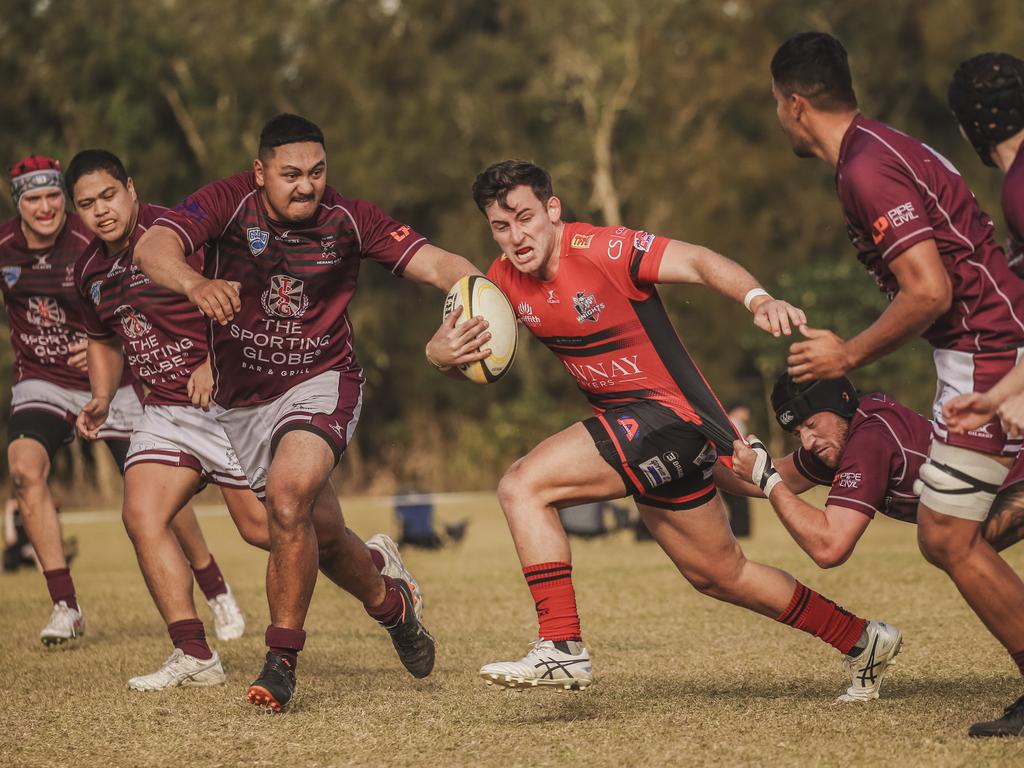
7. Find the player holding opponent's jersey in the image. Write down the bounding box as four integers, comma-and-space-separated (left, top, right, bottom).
427, 159, 901, 701
0, 156, 237, 648
771, 32, 1024, 736
135, 114, 484, 712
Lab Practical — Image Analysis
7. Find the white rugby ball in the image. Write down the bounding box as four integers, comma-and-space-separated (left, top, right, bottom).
443, 275, 517, 384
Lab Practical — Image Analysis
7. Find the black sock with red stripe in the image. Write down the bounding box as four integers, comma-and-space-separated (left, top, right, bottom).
775, 581, 866, 654
524, 561, 582, 642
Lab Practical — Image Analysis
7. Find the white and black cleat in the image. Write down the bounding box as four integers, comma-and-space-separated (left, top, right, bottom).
480, 639, 592, 691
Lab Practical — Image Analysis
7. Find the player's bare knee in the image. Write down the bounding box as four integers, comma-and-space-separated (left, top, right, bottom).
266, 494, 313, 535
917, 518, 974, 568
497, 460, 539, 515
8, 458, 47, 499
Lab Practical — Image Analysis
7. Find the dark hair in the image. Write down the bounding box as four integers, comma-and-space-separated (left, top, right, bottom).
65, 149, 129, 196
949, 53, 1024, 167
258, 113, 325, 159
771, 32, 858, 112
472, 160, 554, 213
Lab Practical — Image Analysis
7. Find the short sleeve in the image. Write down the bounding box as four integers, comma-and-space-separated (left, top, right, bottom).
153, 173, 255, 256
73, 259, 114, 340
347, 199, 428, 275
824, 426, 896, 518
840, 157, 934, 263
793, 447, 834, 486
581, 225, 669, 297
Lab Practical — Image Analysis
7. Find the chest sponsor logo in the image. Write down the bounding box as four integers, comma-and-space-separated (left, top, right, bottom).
261, 274, 309, 318
89, 281, 102, 305
616, 415, 639, 442
607, 238, 624, 260
389, 225, 411, 242
26, 296, 65, 328
516, 302, 541, 327
838, 471, 862, 489
573, 291, 606, 323
565, 354, 643, 389
634, 231, 655, 252
545, 288, 560, 305
32, 252, 52, 270
691, 442, 716, 467
114, 305, 153, 339
247, 227, 270, 256
1, 266, 20, 288
638, 456, 671, 487
570, 233, 593, 249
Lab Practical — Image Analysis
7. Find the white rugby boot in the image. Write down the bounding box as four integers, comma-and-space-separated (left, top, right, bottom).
39, 601, 85, 647
207, 585, 245, 641
836, 620, 902, 702
480, 639, 593, 691
128, 649, 226, 691
367, 533, 423, 620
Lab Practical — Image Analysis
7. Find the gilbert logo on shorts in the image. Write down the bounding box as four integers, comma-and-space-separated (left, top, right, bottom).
247, 227, 270, 256
114, 305, 152, 339
261, 274, 309, 318
25, 296, 65, 328
573, 291, 606, 323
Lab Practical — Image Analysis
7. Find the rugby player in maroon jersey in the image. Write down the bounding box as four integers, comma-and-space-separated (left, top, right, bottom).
771, 32, 1024, 735
134, 114, 485, 711
0, 156, 235, 649
426, 159, 901, 701
721, 374, 1024, 567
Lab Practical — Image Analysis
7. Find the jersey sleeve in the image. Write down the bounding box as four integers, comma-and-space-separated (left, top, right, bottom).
153, 173, 255, 256
823, 426, 895, 518
1002, 178, 1024, 276
792, 447, 834, 486
347, 198, 428, 276
73, 257, 114, 340
585, 225, 670, 297
840, 156, 934, 263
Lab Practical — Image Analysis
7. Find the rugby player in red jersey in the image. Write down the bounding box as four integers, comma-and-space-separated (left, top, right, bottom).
135, 114, 484, 711
722, 374, 1024, 567
0, 156, 235, 648
771, 32, 1024, 735
428, 159, 901, 701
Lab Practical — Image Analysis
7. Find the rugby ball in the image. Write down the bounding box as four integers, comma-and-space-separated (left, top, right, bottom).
442, 275, 517, 384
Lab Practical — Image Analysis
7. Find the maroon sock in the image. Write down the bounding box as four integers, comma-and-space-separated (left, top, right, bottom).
43, 568, 78, 611
168, 618, 213, 660
365, 575, 405, 626
266, 624, 305, 670
1012, 648, 1024, 677
369, 548, 385, 573
775, 581, 867, 654
192, 556, 228, 600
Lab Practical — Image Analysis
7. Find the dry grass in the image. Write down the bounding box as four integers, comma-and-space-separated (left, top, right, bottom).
2, 493, 1024, 767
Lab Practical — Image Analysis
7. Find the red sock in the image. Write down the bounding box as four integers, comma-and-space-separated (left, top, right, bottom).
1011, 648, 1024, 677
192, 556, 228, 600
365, 575, 404, 625
524, 562, 581, 642
43, 568, 78, 611
266, 624, 305, 670
776, 582, 866, 654
168, 618, 213, 660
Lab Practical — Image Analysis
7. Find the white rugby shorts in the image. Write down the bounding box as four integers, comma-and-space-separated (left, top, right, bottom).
11, 378, 142, 440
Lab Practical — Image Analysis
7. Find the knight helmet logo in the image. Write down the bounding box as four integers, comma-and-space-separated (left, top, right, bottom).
260, 274, 309, 318
247, 227, 270, 256
573, 291, 606, 324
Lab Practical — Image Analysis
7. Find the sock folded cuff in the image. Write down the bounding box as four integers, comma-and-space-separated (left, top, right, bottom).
266, 624, 306, 652
523, 561, 573, 589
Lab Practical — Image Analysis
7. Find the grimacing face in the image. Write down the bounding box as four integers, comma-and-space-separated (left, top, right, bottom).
73, 170, 139, 248
793, 410, 850, 469
484, 185, 562, 278
19, 187, 66, 243
772, 81, 816, 159
255, 141, 326, 223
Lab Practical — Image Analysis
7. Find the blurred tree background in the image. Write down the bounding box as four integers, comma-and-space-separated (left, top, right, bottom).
0, 0, 1020, 502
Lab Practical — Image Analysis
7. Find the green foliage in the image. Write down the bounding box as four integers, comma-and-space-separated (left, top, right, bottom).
0, 0, 1019, 494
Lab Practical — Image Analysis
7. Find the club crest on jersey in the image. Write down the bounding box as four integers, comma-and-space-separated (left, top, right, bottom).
261, 274, 309, 318
1, 266, 20, 288
573, 291, 606, 323
89, 281, 102, 305
516, 302, 541, 327
25, 296, 65, 328
616, 415, 639, 442
247, 227, 270, 256
114, 305, 152, 339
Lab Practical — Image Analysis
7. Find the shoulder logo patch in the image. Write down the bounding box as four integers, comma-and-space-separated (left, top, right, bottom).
247, 227, 270, 256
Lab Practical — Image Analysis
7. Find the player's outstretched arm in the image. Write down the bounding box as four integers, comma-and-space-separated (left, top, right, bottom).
135, 227, 240, 325
733, 436, 869, 568
402, 244, 483, 291
715, 448, 814, 498
654, 239, 806, 337
76, 337, 123, 440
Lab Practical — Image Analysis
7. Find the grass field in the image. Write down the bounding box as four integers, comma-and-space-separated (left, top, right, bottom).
3, 493, 1024, 767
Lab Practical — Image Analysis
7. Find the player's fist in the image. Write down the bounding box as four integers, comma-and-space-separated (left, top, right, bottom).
942, 392, 996, 433
187, 278, 241, 325
67, 338, 89, 371
997, 392, 1024, 438
787, 325, 852, 382
730, 439, 759, 486
76, 396, 111, 440
741, 434, 783, 497
188, 358, 214, 411
425, 304, 491, 371
752, 297, 807, 338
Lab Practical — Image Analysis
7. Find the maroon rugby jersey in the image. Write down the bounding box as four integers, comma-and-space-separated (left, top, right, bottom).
486, 222, 740, 458
1002, 144, 1024, 277
836, 114, 1024, 352
75, 203, 208, 406
150, 172, 428, 408
792, 393, 930, 523
0, 212, 94, 389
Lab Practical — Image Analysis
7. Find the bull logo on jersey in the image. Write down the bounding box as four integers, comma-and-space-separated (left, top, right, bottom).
114, 305, 153, 339
1, 266, 20, 288
573, 291, 606, 323
261, 274, 309, 318
25, 296, 65, 328
247, 227, 270, 256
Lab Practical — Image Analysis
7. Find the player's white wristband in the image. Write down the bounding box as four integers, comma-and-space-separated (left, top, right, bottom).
748, 435, 784, 498
743, 288, 771, 312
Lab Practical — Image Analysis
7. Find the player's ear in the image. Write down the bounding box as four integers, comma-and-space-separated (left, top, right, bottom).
126, 177, 137, 201
546, 195, 562, 224
253, 158, 265, 187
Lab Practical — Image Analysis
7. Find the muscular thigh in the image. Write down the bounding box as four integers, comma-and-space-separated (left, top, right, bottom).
123, 462, 202, 523
266, 429, 336, 507
638, 495, 742, 577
